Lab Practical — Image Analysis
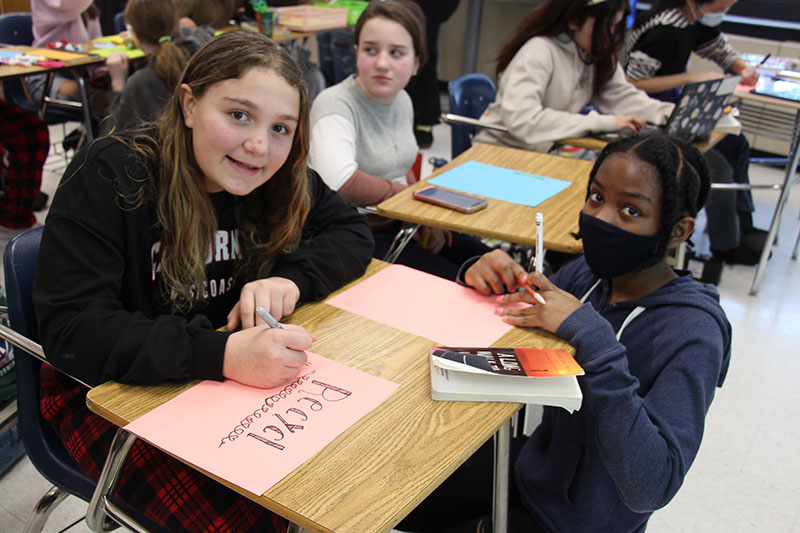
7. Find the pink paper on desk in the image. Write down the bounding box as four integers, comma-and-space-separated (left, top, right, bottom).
124, 352, 399, 496
326, 264, 524, 346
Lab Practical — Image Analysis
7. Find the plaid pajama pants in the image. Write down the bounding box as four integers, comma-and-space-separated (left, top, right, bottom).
40, 364, 287, 533
0, 99, 48, 229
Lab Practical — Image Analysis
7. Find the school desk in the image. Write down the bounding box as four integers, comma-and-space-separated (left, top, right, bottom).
0, 45, 104, 140
731, 88, 800, 295
376, 143, 594, 262
555, 129, 729, 153
85, 259, 574, 533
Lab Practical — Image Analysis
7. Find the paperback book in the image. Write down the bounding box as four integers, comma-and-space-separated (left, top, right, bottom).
430, 347, 584, 413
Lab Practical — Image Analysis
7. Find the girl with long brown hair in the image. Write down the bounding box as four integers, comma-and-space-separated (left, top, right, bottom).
34, 30, 373, 531
474, 0, 674, 153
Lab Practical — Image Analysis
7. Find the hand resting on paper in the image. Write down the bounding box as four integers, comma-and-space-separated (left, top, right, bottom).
227, 276, 301, 331
222, 324, 312, 388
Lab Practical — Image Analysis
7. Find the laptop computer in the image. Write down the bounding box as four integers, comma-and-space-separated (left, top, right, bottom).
593, 75, 741, 143
752, 75, 800, 103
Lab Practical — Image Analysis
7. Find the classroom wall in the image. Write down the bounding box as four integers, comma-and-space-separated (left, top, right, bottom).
438, 0, 542, 82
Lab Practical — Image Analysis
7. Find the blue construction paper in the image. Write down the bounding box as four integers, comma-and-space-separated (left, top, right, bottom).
428, 161, 572, 207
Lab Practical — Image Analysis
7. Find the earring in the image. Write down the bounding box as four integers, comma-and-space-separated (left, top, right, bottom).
413, 69, 418, 75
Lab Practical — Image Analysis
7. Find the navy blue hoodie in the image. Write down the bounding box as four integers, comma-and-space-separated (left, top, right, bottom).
516, 257, 731, 532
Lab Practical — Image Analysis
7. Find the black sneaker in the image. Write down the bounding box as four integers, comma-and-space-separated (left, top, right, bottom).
33, 191, 49, 212
63, 128, 83, 152
414, 126, 433, 149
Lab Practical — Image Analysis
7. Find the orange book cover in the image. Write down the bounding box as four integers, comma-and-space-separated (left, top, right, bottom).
431, 347, 583, 377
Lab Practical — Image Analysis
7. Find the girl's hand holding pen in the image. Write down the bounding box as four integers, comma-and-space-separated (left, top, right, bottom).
222, 323, 313, 388
227, 276, 301, 331
494, 272, 582, 334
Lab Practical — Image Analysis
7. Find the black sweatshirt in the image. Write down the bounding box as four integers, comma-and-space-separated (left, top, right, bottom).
34, 136, 374, 387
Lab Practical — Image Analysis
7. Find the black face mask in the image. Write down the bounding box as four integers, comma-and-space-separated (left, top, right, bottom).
579, 212, 660, 279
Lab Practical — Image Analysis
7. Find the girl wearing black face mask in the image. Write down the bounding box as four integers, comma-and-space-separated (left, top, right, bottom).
452, 132, 733, 532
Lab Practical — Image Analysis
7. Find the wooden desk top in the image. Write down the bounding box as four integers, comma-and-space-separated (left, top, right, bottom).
377, 143, 593, 254
0, 45, 104, 80
86, 260, 573, 533
557, 129, 729, 153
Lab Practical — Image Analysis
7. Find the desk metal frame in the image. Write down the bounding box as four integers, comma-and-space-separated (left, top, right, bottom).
734, 91, 800, 295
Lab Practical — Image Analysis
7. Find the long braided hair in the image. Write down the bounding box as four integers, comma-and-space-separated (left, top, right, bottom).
586, 132, 711, 266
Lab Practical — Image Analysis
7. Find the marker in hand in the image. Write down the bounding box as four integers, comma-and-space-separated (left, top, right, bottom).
521, 280, 547, 305
255, 306, 283, 329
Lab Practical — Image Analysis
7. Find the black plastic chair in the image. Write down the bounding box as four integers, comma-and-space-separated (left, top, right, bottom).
1, 227, 163, 532
446, 73, 498, 160
113, 11, 126, 34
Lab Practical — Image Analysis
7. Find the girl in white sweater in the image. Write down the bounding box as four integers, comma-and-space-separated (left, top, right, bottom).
474, 0, 674, 154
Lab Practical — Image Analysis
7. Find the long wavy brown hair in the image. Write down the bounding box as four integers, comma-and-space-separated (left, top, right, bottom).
130, 31, 311, 312
495, 0, 629, 94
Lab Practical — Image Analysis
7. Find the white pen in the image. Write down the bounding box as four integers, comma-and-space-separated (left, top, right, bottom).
521, 212, 546, 305
255, 306, 283, 329
535, 212, 544, 274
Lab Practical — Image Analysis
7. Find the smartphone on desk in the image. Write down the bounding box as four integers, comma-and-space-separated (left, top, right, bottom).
412, 185, 488, 214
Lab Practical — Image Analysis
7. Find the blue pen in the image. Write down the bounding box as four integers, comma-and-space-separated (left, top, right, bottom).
255, 306, 283, 329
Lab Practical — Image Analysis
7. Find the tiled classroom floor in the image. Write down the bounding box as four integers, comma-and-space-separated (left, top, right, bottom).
1, 123, 799, 532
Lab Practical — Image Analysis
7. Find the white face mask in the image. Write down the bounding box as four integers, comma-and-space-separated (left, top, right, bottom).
699, 10, 725, 26
688, 2, 726, 27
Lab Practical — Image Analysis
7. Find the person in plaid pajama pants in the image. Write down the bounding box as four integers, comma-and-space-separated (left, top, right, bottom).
0, 98, 48, 230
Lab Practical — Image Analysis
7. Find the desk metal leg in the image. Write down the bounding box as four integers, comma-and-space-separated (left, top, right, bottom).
750, 123, 800, 295
382, 223, 420, 264
76, 75, 94, 142
492, 420, 511, 533
86, 429, 144, 533
40, 70, 95, 143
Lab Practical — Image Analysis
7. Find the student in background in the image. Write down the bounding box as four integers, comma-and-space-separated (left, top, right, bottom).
28, 0, 103, 104
174, 0, 243, 28
406, 0, 461, 148
626, 0, 767, 264
405, 133, 732, 532
0, 100, 49, 235
625, 0, 758, 100
34, 31, 373, 532
309, 0, 490, 280
102, 0, 213, 134
473, 0, 674, 154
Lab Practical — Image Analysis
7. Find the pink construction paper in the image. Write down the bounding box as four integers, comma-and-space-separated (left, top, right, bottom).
326, 264, 524, 346
124, 352, 399, 496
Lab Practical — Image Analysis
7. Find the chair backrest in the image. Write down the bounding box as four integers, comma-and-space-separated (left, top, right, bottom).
0, 12, 33, 45
3, 227, 97, 500
113, 11, 126, 34
447, 73, 497, 159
